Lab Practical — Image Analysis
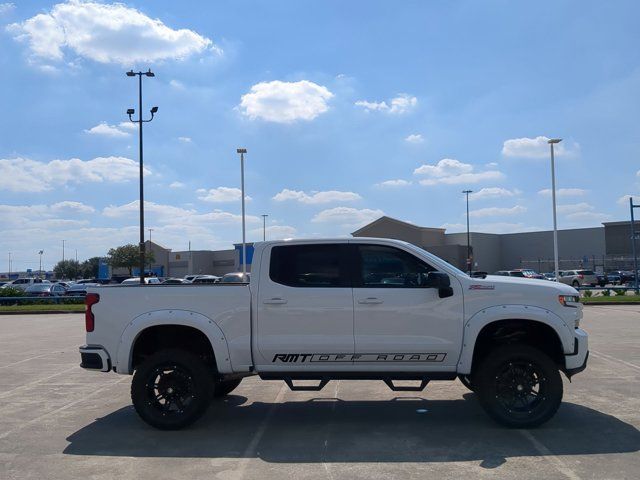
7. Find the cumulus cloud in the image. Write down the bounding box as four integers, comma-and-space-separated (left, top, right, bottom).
405, 134, 424, 144
272, 189, 361, 204
169, 181, 185, 189
375, 179, 412, 188
198, 187, 251, 203
177, 136, 192, 143
50, 201, 95, 214
238, 80, 333, 123
469, 205, 527, 218
0, 156, 149, 192
249, 224, 297, 240
414, 159, 504, 186
617, 194, 639, 206
355, 93, 417, 114
538, 188, 588, 197
502, 136, 579, 158
469, 187, 520, 201
84, 122, 131, 138
8, 1, 217, 66
0, 3, 15, 15
312, 207, 384, 227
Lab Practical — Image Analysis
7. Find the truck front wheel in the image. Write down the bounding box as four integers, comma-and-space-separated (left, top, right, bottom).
475, 344, 563, 428
213, 378, 242, 398
131, 348, 213, 430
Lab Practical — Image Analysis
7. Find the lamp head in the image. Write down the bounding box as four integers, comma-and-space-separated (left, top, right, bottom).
548, 138, 562, 144
150, 106, 158, 114
126, 70, 136, 77
145, 69, 155, 77
237, 148, 247, 154
127, 108, 135, 115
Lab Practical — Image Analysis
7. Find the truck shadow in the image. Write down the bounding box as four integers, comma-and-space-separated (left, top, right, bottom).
64, 394, 640, 466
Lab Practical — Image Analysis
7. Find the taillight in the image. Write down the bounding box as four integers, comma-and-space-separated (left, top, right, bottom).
85, 293, 100, 332
578, 274, 584, 279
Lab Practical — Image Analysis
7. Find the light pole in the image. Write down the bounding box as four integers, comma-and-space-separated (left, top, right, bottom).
149, 228, 154, 244
127, 69, 158, 285
62, 239, 65, 264
8, 252, 11, 278
262, 214, 268, 241
548, 138, 562, 282
237, 148, 247, 274
462, 190, 473, 274
38, 250, 44, 278
629, 197, 639, 293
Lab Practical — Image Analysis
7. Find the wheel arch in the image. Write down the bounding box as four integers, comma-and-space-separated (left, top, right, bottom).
116, 310, 232, 375
457, 305, 574, 375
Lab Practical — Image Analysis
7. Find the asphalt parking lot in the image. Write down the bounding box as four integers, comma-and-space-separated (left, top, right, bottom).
0, 307, 638, 480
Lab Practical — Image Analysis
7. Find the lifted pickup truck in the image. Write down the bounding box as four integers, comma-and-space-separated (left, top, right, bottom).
80, 238, 588, 430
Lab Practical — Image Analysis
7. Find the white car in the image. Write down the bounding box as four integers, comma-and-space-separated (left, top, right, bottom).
120, 277, 161, 285
558, 270, 598, 288
80, 238, 588, 430
2, 277, 50, 291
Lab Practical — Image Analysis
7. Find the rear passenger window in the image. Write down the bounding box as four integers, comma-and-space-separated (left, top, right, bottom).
355, 244, 435, 288
270, 244, 350, 287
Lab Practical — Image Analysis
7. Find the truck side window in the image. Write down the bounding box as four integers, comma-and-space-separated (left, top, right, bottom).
355, 244, 435, 288
270, 244, 350, 288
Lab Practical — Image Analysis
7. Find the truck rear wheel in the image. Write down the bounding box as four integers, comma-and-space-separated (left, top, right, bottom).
213, 378, 242, 398
131, 348, 213, 430
475, 344, 563, 428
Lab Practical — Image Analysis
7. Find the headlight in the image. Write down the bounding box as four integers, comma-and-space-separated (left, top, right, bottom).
559, 294, 580, 307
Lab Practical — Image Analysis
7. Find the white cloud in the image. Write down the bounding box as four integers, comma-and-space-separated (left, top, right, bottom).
538, 188, 588, 197
405, 134, 424, 144
485, 162, 499, 168
469, 205, 527, 218
169, 79, 185, 89
617, 194, 638, 206
118, 122, 136, 131
355, 94, 417, 114
414, 159, 505, 186
198, 187, 251, 203
501, 136, 579, 158
8, 1, 217, 65
249, 224, 297, 240
375, 179, 412, 188
272, 189, 361, 204
469, 187, 520, 201
84, 122, 131, 138
556, 203, 594, 215
564, 211, 611, 223
177, 136, 192, 143
0, 156, 149, 192
311, 207, 384, 227
0, 3, 15, 15
50, 201, 95, 214
238, 80, 333, 123
169, 181, 185, 189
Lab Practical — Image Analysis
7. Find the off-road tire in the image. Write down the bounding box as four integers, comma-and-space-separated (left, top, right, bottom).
131, 348, 213, 430
475, 344, 563, 428
458, 374, 474, 392
212, 378, 242, 398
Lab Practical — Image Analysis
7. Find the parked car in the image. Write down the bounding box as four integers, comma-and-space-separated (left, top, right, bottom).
191, 275, 221, 284
493, 270, 525, 278
558, 270, 597, 288
2, 277, 50, 291
220, 272, 251, 283
65, 283, 98, 297
510, 269, 545, 280
542, 272, 556, 281
607, 271, 633, 285
74, 279, 98, 285
121, 277, 162, 285
183, 275, 198, 283
161, 278, 186, 284
25, 283, 67, 297
605, 272, 621, 285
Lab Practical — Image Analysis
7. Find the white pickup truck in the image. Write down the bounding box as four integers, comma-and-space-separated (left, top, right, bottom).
79, 238, 588, 430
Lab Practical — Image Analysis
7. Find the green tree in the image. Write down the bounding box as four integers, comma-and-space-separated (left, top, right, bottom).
54, 260, 81, 280
107, 245, 155, 276
80, 257, 101, 279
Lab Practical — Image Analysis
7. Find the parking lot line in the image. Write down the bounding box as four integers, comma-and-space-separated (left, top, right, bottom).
519, 430, 581, 480
591, 350, 640, 372
0, 365, 79, 399
0, 351, 64, 370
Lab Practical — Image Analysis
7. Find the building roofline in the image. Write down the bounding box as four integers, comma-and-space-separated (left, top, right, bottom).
352, 216, 445, 236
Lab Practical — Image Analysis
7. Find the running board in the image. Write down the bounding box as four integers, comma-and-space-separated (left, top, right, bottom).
283, 378, 329, 391
384, 379, 429, 392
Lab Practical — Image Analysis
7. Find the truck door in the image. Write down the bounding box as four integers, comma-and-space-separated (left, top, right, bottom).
255, 242, 354, 371
351, 243, 463, 370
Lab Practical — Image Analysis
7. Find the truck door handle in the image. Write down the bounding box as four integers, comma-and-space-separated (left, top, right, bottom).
263, 297, 287, 305
358, 297, 383, 304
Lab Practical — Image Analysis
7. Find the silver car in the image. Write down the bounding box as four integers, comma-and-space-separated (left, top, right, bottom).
558, 269, 597, 288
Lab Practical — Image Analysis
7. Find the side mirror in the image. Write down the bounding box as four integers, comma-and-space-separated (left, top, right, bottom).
425, 271, 454, 298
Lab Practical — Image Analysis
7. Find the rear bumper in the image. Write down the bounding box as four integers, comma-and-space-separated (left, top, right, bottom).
79, 345, 111, 372
564, 328, 588, 377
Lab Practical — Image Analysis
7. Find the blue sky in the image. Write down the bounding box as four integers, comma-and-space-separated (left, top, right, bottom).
1, 0, 640, 271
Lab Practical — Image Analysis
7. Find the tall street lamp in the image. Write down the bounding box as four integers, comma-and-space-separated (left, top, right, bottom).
548, 138, 562, 282
62, 239, 65, 264
262, 214, 268, 241
462, 190, 473, 274
126, 69, 158, 285
8, 252, 11, 278
38, 250, 44, 278
237, 148, 247, 274
149, 228, 154, 244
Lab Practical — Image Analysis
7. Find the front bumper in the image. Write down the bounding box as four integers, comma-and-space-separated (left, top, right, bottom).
564, 328, 588, 377
79, 345, 111, 372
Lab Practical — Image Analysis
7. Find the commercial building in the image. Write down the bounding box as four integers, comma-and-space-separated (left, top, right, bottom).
352, 216, 638, 273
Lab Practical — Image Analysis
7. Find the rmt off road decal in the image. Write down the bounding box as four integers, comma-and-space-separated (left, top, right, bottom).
272, 353, 446, 363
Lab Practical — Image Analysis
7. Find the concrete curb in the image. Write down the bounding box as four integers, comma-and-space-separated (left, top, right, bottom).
0, 310, 84, 315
